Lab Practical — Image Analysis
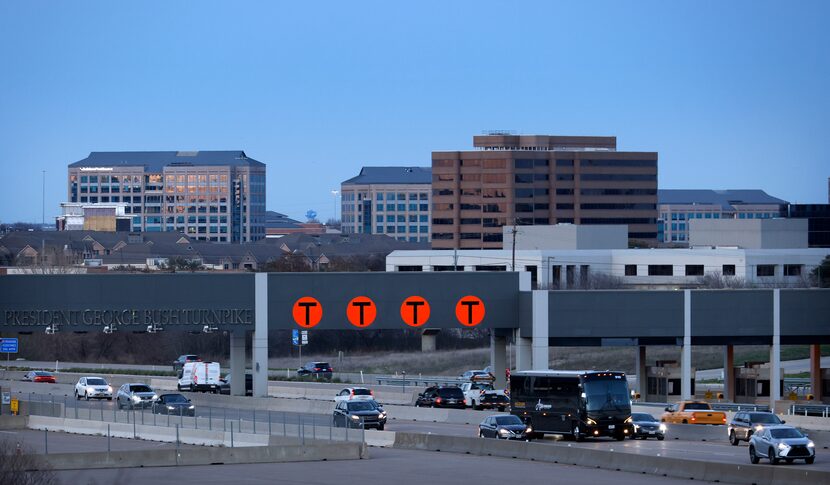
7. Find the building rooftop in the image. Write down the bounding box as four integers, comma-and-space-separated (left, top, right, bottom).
658, 190, 789, 210
69, 151, 264, 172
342, 167, 432, 186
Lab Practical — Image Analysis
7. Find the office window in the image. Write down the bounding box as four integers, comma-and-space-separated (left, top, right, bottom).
376, 226, 383, 233
419, 204, 429, 211
397, 204, 405, 211
376, 193, 383, 201
784, 264, 802, 276
756, 265, 775, 277
419, 215, 428, 222
722, 265, 736, 276
714, 213, 720, 219
648, 265, 673, 276
625, 265, 637, 276
705, 213, 712, 219
685, 265, 704, 276
419, 225, 429, 233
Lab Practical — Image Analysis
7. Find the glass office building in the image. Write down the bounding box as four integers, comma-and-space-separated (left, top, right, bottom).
68, 151, 266, 242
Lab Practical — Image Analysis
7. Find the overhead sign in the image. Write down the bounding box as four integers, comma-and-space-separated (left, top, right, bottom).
292, 297, 322, 328
0, 338, 18, 353
346, 296, 377, 328
455, 296, 485, 327
400, 296, 431, 327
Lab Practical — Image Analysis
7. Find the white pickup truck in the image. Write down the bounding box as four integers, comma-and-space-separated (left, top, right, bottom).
460, 382, 509, 411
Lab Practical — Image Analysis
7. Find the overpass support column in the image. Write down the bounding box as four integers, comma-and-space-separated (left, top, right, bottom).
531, 290, 549, 370
724, 345, 735, 402
681, 290, 692, 400
635, 346, 647, 400
810, 344, 822, 401
421, 329, 438, 352
515, 329, 532, 371
490, 333, 507, 389
770, 289, 781, 405
229, 330, 246, 397
252, 273, 269, 398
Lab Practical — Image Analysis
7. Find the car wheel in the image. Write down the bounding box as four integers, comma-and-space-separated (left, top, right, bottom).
107, 397, 112, 401
769, 447, 778, 465
681, 419, 688, 424
377, 424, 384, 431
729, 431, 739, 446
805, 457, 815, 464
573, 424, 584, 442
177, 384, 182, 392
615, 431, 625, 441
497, 406, 505, 412
479, 430, 484, 438
84, 391, 90, 401
657, 435, 665, 441
785, 459, 794, 464
75, 391, 80, 401
749, 445, 760, 464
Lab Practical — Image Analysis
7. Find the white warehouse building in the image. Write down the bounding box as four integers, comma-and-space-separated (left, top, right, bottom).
386, 248, 829, 289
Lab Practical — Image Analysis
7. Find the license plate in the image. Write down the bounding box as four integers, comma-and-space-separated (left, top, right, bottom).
608, 425, 615, 430
648, 431, 656, 434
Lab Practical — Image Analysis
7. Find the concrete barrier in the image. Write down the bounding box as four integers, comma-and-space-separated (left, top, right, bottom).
390, 432, 830, 485
0, 415, 28, 429
34, 441, 368, 471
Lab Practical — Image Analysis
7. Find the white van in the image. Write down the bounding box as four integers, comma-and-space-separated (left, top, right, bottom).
177, 361, 222, 393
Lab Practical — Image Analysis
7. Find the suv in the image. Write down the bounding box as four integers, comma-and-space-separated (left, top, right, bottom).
749, 425, 815, 464
172, 355, 201, 374
729, 411, 785, 445
297, 361, 333, 379
333, 400, 386, 430
116, 383, 157, 409
219, 373, 253, 396
74, 376, 113, 401
415, 386, 466, 409
335, 387, 374, 402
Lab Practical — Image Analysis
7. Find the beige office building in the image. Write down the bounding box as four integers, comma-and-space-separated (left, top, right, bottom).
431, 134, 658, 249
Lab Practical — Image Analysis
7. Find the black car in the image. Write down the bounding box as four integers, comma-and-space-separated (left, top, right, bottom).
297, 361, 333, 379
415, 386, 466, 409
630, 412, 666, 440
729, 411, 784, 445
172, 354, 201, 375
219, 373, 253, 396
479, 392, 510, 412
479, 414, 532, 440
333, 400, 387, 430
151, 393, 195, 416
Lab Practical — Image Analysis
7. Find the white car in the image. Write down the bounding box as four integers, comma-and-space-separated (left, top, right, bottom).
75, 376, 113, 400
334, 387, 375, 402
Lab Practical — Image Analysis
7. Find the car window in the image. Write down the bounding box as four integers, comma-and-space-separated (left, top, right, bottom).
87, 378, 107, 386
632, 413, 656, 422
165, 394, 188, 404
130, 385, 152, 393
684, 403, 710, 410
437, 388, 464, 398
79, 378, 85, 385
749, 413, 781, 424
495, 416, 523, 426
347, 401, 376, 412
353, 388, 371, 396
770, 428, 803, 439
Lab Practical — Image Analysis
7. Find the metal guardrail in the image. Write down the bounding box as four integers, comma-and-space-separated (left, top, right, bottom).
789, 404, 830, 418
376, 375, 461, 387
634, 401, 769, 412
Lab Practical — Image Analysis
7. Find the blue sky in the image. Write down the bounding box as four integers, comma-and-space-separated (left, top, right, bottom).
0, 1, 828, 224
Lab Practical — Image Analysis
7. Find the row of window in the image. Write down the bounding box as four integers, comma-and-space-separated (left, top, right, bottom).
344, 192, 429, 201
375, 226, 430, 234
623, 264, 802, 277
377, 215, 430, 223
434, 159, 656, 169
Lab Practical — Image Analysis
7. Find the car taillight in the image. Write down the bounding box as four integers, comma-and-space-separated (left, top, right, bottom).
691, 416, 696, 422
722, 416, 727, 423
370, 390, 374, 396
314, 368, 320, 371
435, 397, 442, 404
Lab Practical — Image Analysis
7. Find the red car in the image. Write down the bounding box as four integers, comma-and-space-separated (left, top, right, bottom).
24, 371, 56, 383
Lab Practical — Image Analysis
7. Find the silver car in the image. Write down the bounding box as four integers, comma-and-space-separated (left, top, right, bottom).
116, 383, 157, 409
749, 425, 815, 465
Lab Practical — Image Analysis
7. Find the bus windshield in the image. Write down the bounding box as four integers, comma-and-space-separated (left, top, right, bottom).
583, 378, 630, 413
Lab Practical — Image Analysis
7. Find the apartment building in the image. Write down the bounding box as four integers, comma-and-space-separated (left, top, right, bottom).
340, 166, 432, 243
68, 151, 266, 242
431, 134, 658, 249
657, 190, 788, 245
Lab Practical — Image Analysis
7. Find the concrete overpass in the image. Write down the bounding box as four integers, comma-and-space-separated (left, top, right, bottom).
1, 273, 828, 401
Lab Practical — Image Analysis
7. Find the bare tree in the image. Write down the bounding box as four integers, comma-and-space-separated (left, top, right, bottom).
0, 439, 56, 485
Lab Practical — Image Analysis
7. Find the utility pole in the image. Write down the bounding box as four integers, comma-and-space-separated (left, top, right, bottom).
510, 219, 518, 271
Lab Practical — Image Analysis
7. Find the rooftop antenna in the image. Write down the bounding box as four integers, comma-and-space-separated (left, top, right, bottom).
42, 170, 46, 226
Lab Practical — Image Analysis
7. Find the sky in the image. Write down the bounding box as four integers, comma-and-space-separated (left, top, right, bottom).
0, 0, 828, 224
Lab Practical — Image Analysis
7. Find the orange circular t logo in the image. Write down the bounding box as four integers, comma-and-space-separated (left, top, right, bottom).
455, 296, 485, 327
292, 297, 322, 328
400, 296, 431, 327
346, 296, 377, 328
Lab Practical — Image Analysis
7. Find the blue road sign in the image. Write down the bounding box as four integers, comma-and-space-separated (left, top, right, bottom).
0, 338, 18, 353
292, 329, 299, 346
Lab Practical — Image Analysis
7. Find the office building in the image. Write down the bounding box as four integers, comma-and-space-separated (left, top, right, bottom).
431, 134, 658, 249
340, 166, 432, 243
688, 218, 808, 249
55, 202, 131, 232
68, 151, 266, 242
787, 204, 830, 248
658, 190, 788, 245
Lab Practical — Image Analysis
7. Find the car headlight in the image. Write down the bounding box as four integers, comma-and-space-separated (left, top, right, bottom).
754, 425, 764, 432
167, 405, 176, 410
633, 424, 639, 431
132, 395, 141, 402
498, 428, 510, 436
659, 423, 667, 432
807, 441, 815, 448
107, 386, 113, 393
87, 387, 95, 392
624, 416, 633, 424
379, 411, 387, 419
525, 426, 533, 433
777, 443, 789, 451
152, 394, 159, 400
188, 405, 195, 409
586, 418, 597, 425
351, 415, 360, 420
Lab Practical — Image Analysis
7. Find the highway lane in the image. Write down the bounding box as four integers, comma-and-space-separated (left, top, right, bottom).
51, 445, 721, 485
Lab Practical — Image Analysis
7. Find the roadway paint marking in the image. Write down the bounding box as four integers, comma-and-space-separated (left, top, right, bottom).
347, 296, 377, 328
455, 296, 485, 327
292, 297, 322, 328
400, 296, 430, 327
